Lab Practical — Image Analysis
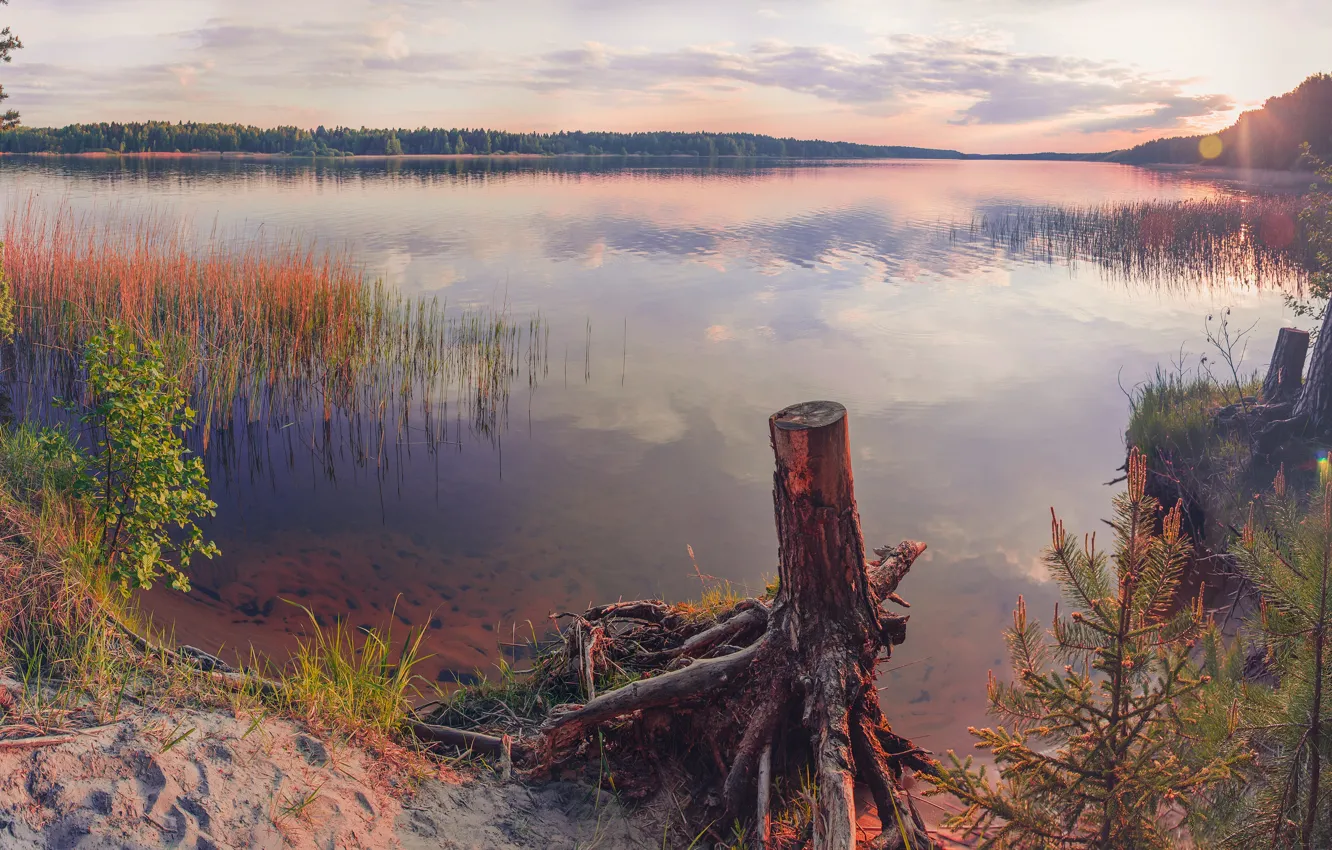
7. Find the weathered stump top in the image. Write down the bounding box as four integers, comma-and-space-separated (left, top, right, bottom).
771, 401, 846, 431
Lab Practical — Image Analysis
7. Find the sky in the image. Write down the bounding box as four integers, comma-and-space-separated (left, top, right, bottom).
2, 0, 1330, 154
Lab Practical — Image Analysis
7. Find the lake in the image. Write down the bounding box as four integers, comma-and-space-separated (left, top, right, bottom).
0, 155, 1306, 758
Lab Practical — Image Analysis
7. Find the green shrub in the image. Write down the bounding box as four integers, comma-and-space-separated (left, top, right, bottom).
1290, 146, 1332, 319
77, 322, 218, 592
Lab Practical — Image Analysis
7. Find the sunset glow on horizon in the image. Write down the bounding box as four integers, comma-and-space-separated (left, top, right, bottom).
4, 0, 1329, 154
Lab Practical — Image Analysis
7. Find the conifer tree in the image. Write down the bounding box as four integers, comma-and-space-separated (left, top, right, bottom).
0, 0, 23, 130
927, 448, 1244, 848
1210, 469, 1332, 848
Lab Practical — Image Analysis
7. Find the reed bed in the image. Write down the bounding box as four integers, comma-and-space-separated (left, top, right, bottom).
961, 195, 1314, 290
1, 198, 546, 475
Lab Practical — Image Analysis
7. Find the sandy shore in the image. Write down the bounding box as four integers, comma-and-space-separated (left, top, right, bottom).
0, 678, 650, 850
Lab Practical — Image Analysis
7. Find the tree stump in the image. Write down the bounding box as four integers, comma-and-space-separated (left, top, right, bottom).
536, 401, 936, 849
1296, 311, 1332, 433
1262, 327, 1309, 403
767, 401, 912, 848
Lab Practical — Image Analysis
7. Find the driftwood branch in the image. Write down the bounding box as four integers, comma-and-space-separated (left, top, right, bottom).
407, 718, 515, 759
672, 604, 768, 660
541, 639, 765, 749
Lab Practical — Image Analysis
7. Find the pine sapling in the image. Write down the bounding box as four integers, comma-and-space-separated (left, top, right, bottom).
1218, 468, 1332, 848
927, 447, 1244, 848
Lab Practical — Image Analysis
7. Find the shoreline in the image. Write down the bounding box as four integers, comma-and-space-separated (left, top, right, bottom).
1, 150, 758, 161
1136, 161, 1328, 188
0, 149, 1098, 163
0, 674, 651, 850
3, 151, 1326, 182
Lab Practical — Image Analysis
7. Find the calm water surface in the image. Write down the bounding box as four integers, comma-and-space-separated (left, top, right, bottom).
0, 156, 1306, 756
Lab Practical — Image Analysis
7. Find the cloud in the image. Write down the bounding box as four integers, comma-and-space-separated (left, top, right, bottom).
1070, 93, 1235, 133
2, 10, 487, 121
521, 36, 1232, 132
170, 65, 198, 88
362, 52, 477, 73
0, 7, 1231, 138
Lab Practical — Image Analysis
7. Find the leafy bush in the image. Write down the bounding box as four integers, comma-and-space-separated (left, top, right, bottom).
77, 322, 218, 592
1291, 146, 1332, 318
927, 448, 1245, 847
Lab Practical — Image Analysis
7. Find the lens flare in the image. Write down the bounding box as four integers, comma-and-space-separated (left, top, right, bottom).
1199, 135, 1224, 160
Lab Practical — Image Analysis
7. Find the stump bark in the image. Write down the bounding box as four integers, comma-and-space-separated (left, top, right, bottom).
767, 401, 910, 848
1296, 311, 1332, 434
1262, 327, 1309, 403
536, 401, 936, 849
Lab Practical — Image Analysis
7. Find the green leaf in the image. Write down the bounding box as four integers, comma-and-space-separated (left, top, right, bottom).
77, 322, 220, 594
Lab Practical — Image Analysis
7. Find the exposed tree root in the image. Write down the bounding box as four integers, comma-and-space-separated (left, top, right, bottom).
511, 536, 936, 848
530, 508, 930, 842
540, 638, 767, 755
422, 402, 940, 848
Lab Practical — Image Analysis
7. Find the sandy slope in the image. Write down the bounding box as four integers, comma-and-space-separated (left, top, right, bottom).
0, 699, 650, 850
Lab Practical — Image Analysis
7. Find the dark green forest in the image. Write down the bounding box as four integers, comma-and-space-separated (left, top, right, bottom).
2, 74, 1328, 168
1110, 73, 1332, 169
0, 123, 970, 159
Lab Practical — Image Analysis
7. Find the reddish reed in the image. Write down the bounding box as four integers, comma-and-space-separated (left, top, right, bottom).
1, 197, 544, 465
966, 195, 1313, 290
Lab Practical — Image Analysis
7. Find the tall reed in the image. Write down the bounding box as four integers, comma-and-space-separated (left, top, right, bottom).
1, 198, 545, 473
962, 195, 1313, 290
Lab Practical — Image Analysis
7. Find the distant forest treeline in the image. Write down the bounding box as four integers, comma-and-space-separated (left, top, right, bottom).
3, 73, 1328, 168
0, 123, 970, 159
1109, 73, 1332, 169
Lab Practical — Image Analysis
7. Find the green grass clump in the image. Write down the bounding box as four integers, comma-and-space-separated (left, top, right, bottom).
674, 579, 749, 622
0, 421, 87, 501
281, 604, 430, 738
1126, 366, 1260, 466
